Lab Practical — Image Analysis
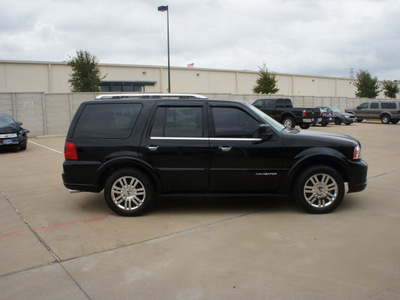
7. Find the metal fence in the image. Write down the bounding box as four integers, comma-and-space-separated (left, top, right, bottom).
0, 92, 370, 137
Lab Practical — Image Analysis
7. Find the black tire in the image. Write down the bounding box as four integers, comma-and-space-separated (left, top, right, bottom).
390, 119, 399, 124
356, 118, 364, 122
299, 124, 311, 129
335, 118, 342, 125
104, 168, 155, 216
381, 114, 391, 124
294, 165, 344, 214
283, 116, 295, 129
321, 122, 328, 127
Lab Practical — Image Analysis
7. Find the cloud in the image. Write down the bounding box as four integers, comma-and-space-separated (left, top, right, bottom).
1, 0, 399, 80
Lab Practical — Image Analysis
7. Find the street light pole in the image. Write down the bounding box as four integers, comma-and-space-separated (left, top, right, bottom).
158, 5, 171, 93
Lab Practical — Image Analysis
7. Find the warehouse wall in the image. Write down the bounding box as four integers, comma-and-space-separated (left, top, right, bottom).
1, 92, 370, 137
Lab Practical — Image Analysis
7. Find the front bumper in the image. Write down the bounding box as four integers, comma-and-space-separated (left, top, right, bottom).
347, 159, 368, 193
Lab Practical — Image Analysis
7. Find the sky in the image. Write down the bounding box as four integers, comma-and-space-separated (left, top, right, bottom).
1, 0, 400, 80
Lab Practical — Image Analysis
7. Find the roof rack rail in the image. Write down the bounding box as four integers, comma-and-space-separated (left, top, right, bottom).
95, 93, 208, 100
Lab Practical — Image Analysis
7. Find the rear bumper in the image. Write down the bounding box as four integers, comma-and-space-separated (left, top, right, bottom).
62, 160, 102, 192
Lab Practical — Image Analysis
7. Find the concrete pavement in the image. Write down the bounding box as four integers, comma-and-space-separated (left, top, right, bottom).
0, 121, 399, 299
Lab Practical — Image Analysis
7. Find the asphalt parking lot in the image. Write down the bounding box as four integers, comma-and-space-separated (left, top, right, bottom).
1, 121, 399, 299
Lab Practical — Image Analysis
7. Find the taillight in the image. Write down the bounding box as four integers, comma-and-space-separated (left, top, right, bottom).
64, 142, 78, 160
302, 110, 306, 117
322, 113, 328, 117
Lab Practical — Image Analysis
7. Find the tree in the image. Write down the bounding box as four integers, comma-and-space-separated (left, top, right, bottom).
67, 50, 105, 92
354, 70, 380, 98
253, 63, 279, 94
382, 80, 399, 98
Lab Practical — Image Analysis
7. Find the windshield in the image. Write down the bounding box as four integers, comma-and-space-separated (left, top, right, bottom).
243, 102, 286, 132
0, 115, 15, 127
330, 107, 342, 113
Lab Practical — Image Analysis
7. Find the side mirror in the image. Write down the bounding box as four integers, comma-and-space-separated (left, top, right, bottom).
258, 124, 273, 140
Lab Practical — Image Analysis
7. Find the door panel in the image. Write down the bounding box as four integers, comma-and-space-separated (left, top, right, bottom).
140, 104, 209, 193
208, 105, 284, 192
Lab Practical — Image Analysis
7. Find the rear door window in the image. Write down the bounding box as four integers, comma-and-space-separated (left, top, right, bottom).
73, 103, 142, 138
370, 103, 379, 109
150, 106, 203, 137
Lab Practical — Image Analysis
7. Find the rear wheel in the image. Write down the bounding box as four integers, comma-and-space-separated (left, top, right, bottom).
104, 168, 155, 216
299, 124, 311, 129
321, 122, 329, 127
294, 165, 344, 214
283, 117, 295, 129
381, 114, 391, 124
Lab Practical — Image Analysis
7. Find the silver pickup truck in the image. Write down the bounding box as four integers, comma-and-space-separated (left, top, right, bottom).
346, 101, 400, 124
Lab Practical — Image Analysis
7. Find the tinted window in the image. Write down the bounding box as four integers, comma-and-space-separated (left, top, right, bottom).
370, 103, 379, 109
253, 100, 263, 108
358, 103, 369, 109
212, 107, 259, 138
381, 102, 396, 109
264, 99, 275, 108
150, 106, 203, 137
74, 104, 141, 138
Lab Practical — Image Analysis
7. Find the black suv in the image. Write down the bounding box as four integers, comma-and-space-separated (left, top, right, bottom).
63, 98, 367, 216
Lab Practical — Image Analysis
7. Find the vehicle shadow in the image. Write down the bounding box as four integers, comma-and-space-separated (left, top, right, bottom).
152, 196, 299, 216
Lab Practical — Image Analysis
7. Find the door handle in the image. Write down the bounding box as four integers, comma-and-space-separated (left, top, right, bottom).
146, 145, 159, 151
218, 146, 232, 152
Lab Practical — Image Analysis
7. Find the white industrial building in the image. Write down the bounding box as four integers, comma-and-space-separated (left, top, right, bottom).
0, 60, 374, 98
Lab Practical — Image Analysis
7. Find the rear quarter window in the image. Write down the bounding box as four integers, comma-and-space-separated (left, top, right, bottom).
381, 102, 396, 109
73, 103, 142, 138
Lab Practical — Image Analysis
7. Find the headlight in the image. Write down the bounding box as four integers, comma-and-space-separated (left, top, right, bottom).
353, 144, 361, 159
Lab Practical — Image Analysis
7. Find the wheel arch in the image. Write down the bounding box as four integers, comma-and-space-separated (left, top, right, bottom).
96, 157, 162, 193
379, 112, 392, 119
282, 150, 350, 193
281, 112, 296, 122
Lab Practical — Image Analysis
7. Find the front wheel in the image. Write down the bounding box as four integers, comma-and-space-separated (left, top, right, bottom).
335, 118, 342, 125
104, 168, 155, 216
294, 165, 344, 214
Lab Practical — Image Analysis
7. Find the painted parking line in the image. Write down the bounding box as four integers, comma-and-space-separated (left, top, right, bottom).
369, 152, 400, 161
29, 140, 63, 154
0, 215, 114, 239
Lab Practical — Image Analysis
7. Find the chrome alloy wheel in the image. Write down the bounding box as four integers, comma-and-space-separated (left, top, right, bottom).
111, 176, 146, 211
283, 118, 294, 128
303, 173, 338, 208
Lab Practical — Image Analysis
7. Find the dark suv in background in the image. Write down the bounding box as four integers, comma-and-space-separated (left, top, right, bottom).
346, 101, 400, 124
63, 98, 367, 216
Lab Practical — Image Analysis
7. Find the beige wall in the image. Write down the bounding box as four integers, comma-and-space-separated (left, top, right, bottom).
0, 60, 393, 98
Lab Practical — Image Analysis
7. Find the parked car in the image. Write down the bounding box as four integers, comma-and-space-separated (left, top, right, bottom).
345, 101, 400, 124
63, 97, 367, 216
0, 114, 29, 151
313, 108, 334, 126
317, 106, 356, 125
252, 98, 321, 129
